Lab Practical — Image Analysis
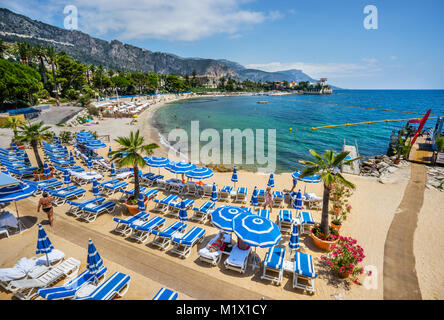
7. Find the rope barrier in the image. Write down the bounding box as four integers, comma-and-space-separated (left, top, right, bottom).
311, 116, 439, 130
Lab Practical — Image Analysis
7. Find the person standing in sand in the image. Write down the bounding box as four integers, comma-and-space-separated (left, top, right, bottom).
37, 192, 54, 227
263, 186, 273, 213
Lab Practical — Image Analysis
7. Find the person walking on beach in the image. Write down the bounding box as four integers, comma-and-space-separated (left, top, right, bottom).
37, 192, 54, 227
264, 186, 273, 213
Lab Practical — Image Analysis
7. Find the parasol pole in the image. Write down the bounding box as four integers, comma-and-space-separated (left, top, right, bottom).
14, 201, 26, 234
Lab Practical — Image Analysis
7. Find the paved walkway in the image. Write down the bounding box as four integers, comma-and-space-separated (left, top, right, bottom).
383, 163, 425, 299
50, 217, 269, 300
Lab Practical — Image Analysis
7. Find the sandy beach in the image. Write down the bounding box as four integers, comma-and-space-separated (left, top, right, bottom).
0, 97, 443, 300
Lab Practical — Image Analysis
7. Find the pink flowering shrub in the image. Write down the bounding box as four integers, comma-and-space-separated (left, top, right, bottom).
330, 183, 353, 225
321, 236, 365, 282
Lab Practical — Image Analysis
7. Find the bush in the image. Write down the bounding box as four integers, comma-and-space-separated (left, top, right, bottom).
436, 135, 444, 152
65, 89, 80, 100
86, 105, 99, 116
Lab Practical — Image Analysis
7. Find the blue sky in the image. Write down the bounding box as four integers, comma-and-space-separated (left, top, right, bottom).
2, 0, 444, 89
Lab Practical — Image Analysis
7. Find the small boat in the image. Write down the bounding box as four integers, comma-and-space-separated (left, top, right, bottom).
256, 100, 268, 104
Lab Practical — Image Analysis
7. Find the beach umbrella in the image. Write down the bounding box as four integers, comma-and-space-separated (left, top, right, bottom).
231, 167, 238, 189
232, 214, 282, 270
43, 163, 51, 178
293, 189, 303, 211
63, 170, 71, 184
292, 170, 321, 194
178, 200, 188, 222
86, 238, 104, 285
108, 146, 112, 159
23, 152, 31, 167
210, 205, 249, 232
166, 161, 196, 174
137, 192, 146, 212
267, 173, 275, 188
87, 156, 93, 171
210, 183, 218, 202
288, 224, 300, 252
186, 167, 214, 180
144, 156, 170, 174
36, 224, 54, 266
110, 162, 116, 177
250, 186, 259, 207
92, 179, 100, 197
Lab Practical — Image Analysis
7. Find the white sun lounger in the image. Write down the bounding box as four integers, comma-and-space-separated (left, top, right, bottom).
37, 267, 108, 300
152, 194, 179, 213
8, 257, 81, 300
198, 232, 232, 266
298, 211, 316, 234
272, 191, 285, 208
113, 211, 150, 236
218, 186, 232, 202
150, 221, 187, 250
170, 226, 206, 259
261, 246, 285, 285
0, 249, 65, 292
190, 201, 215, 223
74, 272, 130, 300
293, 252, 317, 294
66, 197, 105, 217
128, 216, 166, 243
167, 198, 194, 218
233, 187, 247, 204
78, 201, 116, 223
224, 244, 251, 274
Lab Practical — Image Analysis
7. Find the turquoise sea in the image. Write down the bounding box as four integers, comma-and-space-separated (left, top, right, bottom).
152, 90, 444, 172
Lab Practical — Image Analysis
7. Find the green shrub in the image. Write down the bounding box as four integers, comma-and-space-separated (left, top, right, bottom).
86, 105, 99, 116
436, 135, 444, 152
65, 89, 80, 100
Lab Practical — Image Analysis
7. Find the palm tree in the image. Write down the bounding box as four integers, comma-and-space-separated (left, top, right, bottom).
14, 42, 33, 65
109, 130, 158, 201
45, 46, 60, 106
299, 150, 361, 236
1, 117, 25, 141
33, 44, 48, 84
15, 121, 53, 170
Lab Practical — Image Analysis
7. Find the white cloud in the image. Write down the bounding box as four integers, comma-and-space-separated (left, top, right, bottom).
4, 0, 281, 41
245, 60, 383, 79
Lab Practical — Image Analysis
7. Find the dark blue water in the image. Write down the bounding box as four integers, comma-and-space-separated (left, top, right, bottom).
153, 90, 444, 172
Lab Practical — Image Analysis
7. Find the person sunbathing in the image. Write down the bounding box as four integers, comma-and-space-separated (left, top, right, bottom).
237, 238, 250, 250
208, 232, 225, 253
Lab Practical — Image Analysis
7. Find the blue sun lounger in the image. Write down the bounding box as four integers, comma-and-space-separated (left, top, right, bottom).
37, 267, 108, 300
74, 272, 130, 300
143, 188, 159, 201
6, 167, 36, 179
272, 191, 285, 208
293, 252, 317, 294
46, 185, 86, 206
298, 211, 315, 234
233, 187, 247, 203
171, 226, 206, 259
129, 216, 166, 243
67, 197, 105, 217
119, 186, 146, 200
113, 211, 150, 236
99, 179, 129, 196
219, 186, 233, 202
278, 209, 295, 233
79, 201, 116, 223
22, 178, 63, 196
152, 288, 178, 300
190, 201, 215, 223
261, 246, 286, 285
151, 221, 187, 250
167, 198, 194, 218
257, 209, 270, 219
152, 194, 179, 213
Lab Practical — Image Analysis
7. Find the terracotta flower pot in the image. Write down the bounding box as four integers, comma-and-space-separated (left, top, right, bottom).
125, 199, 148, 215
33, 168, 54, 181
311, 232, 339, 251
338, 271, 350, 279
331, 223, 342, 232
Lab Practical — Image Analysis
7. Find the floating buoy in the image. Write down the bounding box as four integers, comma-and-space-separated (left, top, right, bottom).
289, 128, 292, 131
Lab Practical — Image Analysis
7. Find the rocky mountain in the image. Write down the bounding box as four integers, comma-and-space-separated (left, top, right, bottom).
0, 8, 327, 85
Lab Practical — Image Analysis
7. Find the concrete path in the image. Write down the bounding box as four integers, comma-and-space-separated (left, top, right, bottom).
383, 163, 425, 299
50, 217, 269, 300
